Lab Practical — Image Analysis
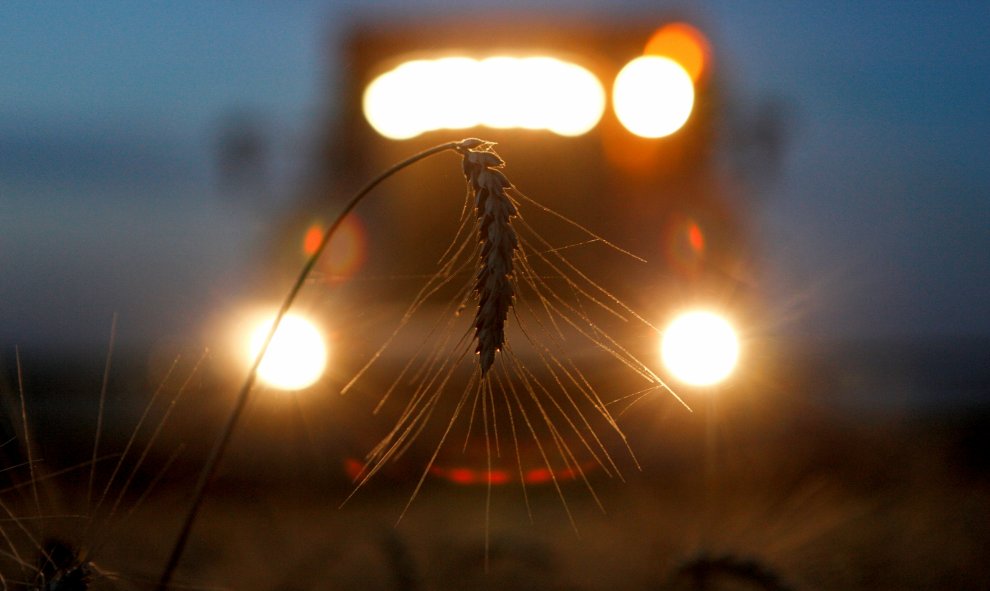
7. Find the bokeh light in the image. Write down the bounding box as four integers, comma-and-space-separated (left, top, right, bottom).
661, 311, 739, 387
363, 56, 605, 139
613, 56, 695, 138
249, 314, 328, 391
302, 224, 322, 256
644, 22, 711, 83
662, 213, 706, 276
303, 214, 367, 282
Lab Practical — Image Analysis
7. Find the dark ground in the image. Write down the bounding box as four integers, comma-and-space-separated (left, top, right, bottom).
2, 338, 988, 590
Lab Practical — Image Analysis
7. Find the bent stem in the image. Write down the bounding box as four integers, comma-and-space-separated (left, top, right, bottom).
156, 139, 478, 590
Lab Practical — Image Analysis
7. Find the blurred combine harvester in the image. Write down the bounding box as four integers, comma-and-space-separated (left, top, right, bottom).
271, 16, 765, 320
287, 16, 753, 276
248, 13, 777, 482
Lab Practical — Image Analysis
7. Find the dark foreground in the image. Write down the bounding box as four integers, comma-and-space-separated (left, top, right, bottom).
2, 339, 988, 590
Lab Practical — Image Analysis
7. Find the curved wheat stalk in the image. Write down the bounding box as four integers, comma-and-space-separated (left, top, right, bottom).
156, 138, 478, 590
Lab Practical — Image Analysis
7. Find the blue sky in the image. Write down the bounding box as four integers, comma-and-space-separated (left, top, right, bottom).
1, 1, 988, 349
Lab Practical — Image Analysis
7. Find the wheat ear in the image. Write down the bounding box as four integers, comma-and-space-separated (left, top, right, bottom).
457, 141, 517, 375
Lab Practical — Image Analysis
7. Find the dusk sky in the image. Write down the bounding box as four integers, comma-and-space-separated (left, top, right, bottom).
2, 1, 989, 351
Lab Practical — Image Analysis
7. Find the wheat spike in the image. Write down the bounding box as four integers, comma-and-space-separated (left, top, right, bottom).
457, 140, 518, 375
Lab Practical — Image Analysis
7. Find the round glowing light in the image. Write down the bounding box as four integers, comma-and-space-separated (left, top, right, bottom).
613, 56, 695, 138
362, 61, 424, 140
249, 314, 327, 390
363, 56, 605, 139
661, 311, 739, 386
302, 224, 323, 256
644, 22, 710, 82
302, 215, 367, 281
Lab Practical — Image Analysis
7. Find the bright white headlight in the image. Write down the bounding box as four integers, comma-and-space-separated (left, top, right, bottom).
613, 56, 695, 138
661, 311, 739, 386
250, 314, 328, 391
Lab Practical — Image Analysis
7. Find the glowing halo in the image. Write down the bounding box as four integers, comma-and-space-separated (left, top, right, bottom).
363, 56, 605, 139
613, 56, 695, 138
249, 314, 328, 391
661, 311, 739, 386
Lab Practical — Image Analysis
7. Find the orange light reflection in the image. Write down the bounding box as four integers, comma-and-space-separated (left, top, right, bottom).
302, 214, 367, 282
343, 459, 597, 487
302, 225, 322, 256
644, 22, 710, 83
428, 462, 593, 486
688, 220, 705, 253
662, 213, 706, 277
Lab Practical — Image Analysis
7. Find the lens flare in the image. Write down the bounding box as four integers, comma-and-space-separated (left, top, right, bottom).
250, 314, 328, 391
662, 214, 706, 277
302, 225, 322, 256
644, 22, 710, 83
661, 311, 739, 387
363, 56, 605, 139
613, 56, 694, 138
302, 214, 367, 282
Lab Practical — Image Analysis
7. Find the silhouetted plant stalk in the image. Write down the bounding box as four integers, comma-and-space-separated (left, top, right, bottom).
156, 138, 491, 590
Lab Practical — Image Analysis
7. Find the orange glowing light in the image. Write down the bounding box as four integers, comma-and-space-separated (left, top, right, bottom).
524, 467, 553, 485
422, 462, 593, 486
447, 468, 475, 485
344, 458, 364, 482
303, 215, 368, 281
427, 465, 512, 486
644, 22, 710, 83
487, 470, 511, 485
302, 225, 322, 256
688, 221, 705, 253
662, 214, 706, 276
